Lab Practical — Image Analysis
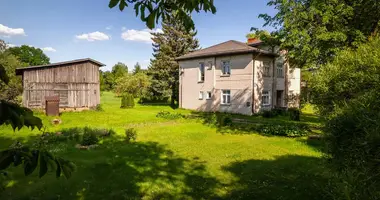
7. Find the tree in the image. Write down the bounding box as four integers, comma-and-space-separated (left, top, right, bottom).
312, 38, 380, 199
259, 0, 380, 68
108, 0, 216, 30
114, 73, 151, 97
147, 14, 199, 107
112, 62, 128, 79
133, 62, 142, 75
7, 45, 50, 66
0, 50, 23, 101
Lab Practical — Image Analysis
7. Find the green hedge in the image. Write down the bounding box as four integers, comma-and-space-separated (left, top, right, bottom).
121, 93, 135, 108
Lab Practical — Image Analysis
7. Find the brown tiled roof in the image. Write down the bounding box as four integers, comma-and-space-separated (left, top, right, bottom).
176, 40, 276, 61
16, 58, 105, 75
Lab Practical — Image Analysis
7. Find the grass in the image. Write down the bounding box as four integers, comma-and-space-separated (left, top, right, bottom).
0, 92, 330, 199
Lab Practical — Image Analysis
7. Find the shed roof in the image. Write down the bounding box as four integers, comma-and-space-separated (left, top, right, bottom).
16, 58, 105, 75
175, 40, 277, 61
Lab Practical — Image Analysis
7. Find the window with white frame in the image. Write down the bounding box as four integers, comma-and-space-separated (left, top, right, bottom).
277, 63, 284, 77
263, 61, 271, 77
206, 91, 212, 99
261, 91, 271, 106
199, 91, 204, 100
221, 61, 231, 75
199, 63, 205, 82
221, 90, 231, 104
207, 61, 213, 70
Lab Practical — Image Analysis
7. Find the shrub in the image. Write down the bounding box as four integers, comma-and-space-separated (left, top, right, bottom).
253, 124, 309, 137
61, 127, 82, 141
121, 93, 135, 108
81, 127, 99, 146
288, 108, 300, 121
42, 132, 68, 144
95, 104, 104, 111
325, 92, 380, 199
125, 128, 137, 142
139, 96, 170, 104
261, 110, 277, 118
156, 111, 184, 120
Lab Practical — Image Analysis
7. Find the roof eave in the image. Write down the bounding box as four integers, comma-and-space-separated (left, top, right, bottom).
175, 50, 278, 61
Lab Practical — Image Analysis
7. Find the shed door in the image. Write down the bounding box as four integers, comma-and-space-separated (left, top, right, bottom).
53, 84, 69, 107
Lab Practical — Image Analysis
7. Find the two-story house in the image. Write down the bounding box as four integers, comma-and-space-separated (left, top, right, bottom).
176, 39, 300, 115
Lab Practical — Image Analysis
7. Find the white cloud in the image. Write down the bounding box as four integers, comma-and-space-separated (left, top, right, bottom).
41, 47, 57, 52
0, 24, 26, 37
121, 28, 163, 43
75, 31, 110, 41
121, 27, 127, 31
106, 26, 113, 30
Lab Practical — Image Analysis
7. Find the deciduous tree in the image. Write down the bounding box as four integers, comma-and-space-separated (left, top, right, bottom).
7, 45, 50, 66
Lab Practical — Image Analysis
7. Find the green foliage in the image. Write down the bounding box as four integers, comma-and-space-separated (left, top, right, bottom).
139, 96, 169, 104
100, 70, 116, 91
133, 62, 142, 75
0, 142, 75, 179
95, 104, 104, 112
0, 100, 42, 131
254, 124, 309, 137
111, 62, 128, 79
81, 127, 100, 146
6, 45, 50, 66
288, 108, 301, 121
156, 111, 184, 120
260, 0, 380, 68
261, 110, 276, 118
125, 128, 137, 142
120, 93, 135, 109
0, 50, 23, 101
311, 37, 380, 116
148, 13, 199, 107
108, 0, 216, 31
114, 73, 151, 97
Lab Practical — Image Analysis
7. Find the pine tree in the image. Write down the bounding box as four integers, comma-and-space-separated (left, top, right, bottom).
148, 14, 199, 107
133, 62, 142, 74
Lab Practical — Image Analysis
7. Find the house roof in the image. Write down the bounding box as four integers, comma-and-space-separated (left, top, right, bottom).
175, 40, 277, 61
15, 58, 105, 75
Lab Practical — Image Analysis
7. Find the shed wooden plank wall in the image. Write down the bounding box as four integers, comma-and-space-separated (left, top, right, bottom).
22, 62, 100, 108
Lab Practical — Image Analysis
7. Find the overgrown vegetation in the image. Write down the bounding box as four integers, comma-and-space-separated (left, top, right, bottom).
156, 111, 185, 120
125, 128, 137, 142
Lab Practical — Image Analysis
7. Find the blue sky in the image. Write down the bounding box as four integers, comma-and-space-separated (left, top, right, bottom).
0, 0, 276, 71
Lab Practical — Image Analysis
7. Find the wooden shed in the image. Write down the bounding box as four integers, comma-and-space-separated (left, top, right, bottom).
16, 58, 105, 110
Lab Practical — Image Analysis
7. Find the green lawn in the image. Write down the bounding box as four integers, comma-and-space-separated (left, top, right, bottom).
0, 92, 330, 200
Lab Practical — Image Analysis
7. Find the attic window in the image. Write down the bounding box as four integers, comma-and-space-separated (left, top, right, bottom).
221, 61, 230, 75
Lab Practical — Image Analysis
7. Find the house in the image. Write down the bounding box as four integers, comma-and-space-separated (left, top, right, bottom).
176, 39, 300, 115
16, 58, 104, 110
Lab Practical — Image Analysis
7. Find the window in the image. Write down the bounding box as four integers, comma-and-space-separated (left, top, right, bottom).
221, 61, 230, 75
206, 91, 212, 100
277, 63, 284, 77
263, 61, 271, 77
207, 61, 213, 70
262, 91, 271, 106
199, 91, 204, 100
199, 63, 205, 82
221, 90, 231, 105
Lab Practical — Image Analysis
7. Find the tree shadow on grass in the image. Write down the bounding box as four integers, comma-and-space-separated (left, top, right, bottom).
0, 136, 221, 200
221, 155, 331, 200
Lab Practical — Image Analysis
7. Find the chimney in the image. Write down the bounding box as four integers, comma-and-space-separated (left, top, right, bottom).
247, 38, 259, 44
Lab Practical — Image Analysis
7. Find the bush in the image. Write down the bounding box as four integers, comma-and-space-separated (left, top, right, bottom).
95, 104, 104, 111
125, 128, 137, 142
253, 124, 309, 137
61, 127, 83, 141
156, 111, 184, 120
261, 110, 277, 118
81, 127, 99, 146
139, 96, 170, 104
121, 93, 135, 108
288, 108, 300, 121
325, 92, 380, 199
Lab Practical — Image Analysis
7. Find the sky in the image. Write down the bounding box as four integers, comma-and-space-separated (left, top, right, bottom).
0, 0, 277, 71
